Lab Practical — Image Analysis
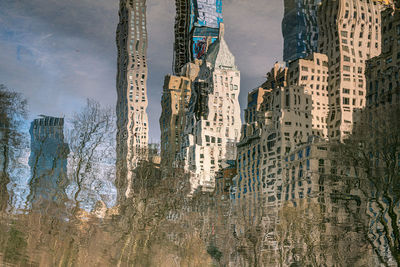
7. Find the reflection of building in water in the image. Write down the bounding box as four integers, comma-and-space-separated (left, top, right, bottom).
363, 5, 400, 265
28, 116, 69, 207
180, 25, 241, 193
366, 5, 400, 111
286, 53, 330, 139
160, 61, 200, 169
236, 60, 329, 218
236, 85, 272, 217
214, 160, 236, 200
173, 0, 223, 75
116, 0, 149, 201
282, 0, 321, 63
318, 0, 384, 141
282, 141, 331, 206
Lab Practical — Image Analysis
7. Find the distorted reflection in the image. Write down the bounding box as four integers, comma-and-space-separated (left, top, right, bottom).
1, 0, 400, 265
0, 82, 399, 266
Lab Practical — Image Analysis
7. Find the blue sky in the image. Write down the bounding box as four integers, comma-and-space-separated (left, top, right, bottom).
0, 0, 283, 142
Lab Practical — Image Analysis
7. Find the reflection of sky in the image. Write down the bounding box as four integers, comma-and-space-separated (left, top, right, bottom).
0, 0, 283, 143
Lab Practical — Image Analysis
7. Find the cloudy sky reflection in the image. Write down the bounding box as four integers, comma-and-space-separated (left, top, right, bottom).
0, 0, 283, 141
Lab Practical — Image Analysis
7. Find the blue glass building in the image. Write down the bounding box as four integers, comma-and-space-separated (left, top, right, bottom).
28, 116, 69, 208
282, 0, 321, 63
173, 0, 223, 74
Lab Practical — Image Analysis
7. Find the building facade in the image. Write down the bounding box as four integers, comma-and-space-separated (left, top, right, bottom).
235, 86, 270, 216
318, 0, 384, 140
116, 0, 149, 200
160, 61, 201, 168
181, 26, 241, 193
282, 141, 331, 205
366, 5, 400, 110
287, 53, 330, 138
173, 0, 223, 75
282, 0, 322, 63
236, 60, 313, 218
28, 116, 69, 207
236, 63, 287, 216
236, 53, 329, 214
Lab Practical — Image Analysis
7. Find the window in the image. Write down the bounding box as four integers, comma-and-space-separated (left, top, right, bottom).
343, 97, 350, 105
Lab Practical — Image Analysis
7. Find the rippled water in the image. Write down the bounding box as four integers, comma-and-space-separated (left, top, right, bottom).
0, 89, 399, 267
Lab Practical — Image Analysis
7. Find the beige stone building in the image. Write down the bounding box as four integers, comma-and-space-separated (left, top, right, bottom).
287, 53, 330, 138
181, 26, 242, 193
318, 0, 385, 140
236, 86, 270, 215
160, 62, 200, 169
236, 54, 329, 216
237, 62, 313, 218
116, 0, 149, 201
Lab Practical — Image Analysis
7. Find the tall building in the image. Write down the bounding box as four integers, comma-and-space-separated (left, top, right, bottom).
181, 25, 241, 193
116, 0, 149, 200
160, 61, 200, 168
173, 0, 223, 74
318, 0, 384, 140
287, 53, 330, 138
282, 0, 321, 63
236, 52, 329, 212
28, 116, 69, 207
237, 84, 312, 217
236, 63, 286, 214
366, 4, 400, 110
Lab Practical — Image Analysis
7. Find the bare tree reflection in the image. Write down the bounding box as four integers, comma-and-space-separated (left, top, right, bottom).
67, 99, 115, 214
0, 85, 27, 213
332, 106, 400, 265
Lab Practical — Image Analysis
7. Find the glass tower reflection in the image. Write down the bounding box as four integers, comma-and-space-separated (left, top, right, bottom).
28, 116, 69, 208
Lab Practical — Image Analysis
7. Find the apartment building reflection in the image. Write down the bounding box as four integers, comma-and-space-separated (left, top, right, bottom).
116, 0, 149, 202
28, 116, 69, 208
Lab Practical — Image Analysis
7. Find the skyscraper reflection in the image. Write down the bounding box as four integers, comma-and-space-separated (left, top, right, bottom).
28, 116, 69, 209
